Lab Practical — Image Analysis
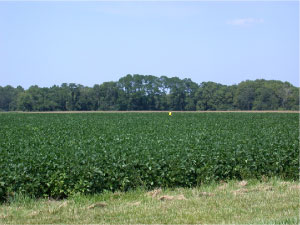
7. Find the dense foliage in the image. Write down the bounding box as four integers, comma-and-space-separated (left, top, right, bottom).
0, 75, 299, 111
0, 112, 298, 201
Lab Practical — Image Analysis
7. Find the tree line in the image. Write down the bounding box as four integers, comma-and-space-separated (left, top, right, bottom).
0, 74, 299, 111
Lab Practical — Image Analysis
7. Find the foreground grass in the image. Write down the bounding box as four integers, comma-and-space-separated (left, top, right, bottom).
0, 179, 299, 224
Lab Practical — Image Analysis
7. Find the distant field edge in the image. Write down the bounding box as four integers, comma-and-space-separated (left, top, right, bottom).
3, 110, 300, 114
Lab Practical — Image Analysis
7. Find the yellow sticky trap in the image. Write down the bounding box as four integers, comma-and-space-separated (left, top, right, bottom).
169, 112, 172, 116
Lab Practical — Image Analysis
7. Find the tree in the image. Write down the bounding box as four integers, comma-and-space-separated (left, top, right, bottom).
0, 85, 24, 111
77, 86, 95, 111
94, 82, 120, 110
17, 92, 33, 111
234, 81, 256, 110
166, 77, 186, 110
0, 76, 298, 111
196, 82, 224, 110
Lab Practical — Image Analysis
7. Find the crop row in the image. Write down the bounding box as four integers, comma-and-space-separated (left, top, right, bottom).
0, 112, 298, 201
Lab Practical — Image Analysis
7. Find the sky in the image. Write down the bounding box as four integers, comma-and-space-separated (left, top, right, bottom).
0, 1, 299, 89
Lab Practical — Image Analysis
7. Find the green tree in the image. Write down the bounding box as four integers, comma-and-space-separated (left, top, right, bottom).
234, 81, 256, 110
17, 92, 33, 111
95, 82, 120, 110
195, 82, 226, 110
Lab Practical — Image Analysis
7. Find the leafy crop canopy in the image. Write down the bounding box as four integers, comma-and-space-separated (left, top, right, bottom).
0, 112, 298, 200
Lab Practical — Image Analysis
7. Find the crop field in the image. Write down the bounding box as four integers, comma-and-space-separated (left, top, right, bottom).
0, 112, 298, 201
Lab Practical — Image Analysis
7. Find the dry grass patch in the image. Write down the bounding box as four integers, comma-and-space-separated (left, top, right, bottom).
232, 188, 249, 196
218, 183, 228, 190
128, 201, 141, 206
238, 180, 248, 187
87, 202, 108, 209
158, 194, 187, 201
290, 185, 300, 190
146, 188, 162, 198
0, 178, 299, 224
0, 214, 8, 219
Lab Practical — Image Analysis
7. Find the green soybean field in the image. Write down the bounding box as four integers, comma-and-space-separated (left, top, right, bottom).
0, 112, 298, 201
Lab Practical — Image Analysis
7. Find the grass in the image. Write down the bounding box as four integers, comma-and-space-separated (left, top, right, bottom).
0, 178, 299, 224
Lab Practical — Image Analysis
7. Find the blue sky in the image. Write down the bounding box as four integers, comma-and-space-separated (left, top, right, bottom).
0, 1, 298, 88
